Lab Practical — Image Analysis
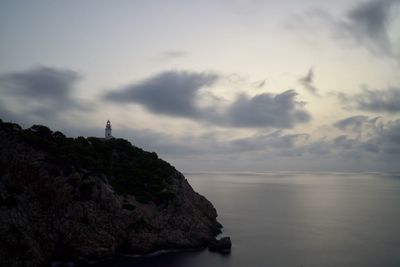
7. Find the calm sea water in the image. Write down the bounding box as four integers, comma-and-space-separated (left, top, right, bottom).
91, 172, 400, 267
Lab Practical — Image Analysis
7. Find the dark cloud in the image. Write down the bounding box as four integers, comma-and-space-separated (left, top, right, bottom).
332, 116, 400, 157
298, 68, 320, 96
105, 71, 311, 129
334, 135, 358, 150
0, 66, 89, 123
354, 87, 400, 113
341, 0, 399, 56
105, 71, 219, 118
338, 87, 400, 113
0, 67, 80, 100
226, 90, 311, 128
334, 115, 370, 131
377, 119, 400, 145
294, 0, 400, 59
363, 119, 400, 155
334, 116, 384, 145
259, 116, 400, 162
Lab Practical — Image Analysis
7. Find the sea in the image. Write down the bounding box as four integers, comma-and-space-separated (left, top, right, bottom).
90, 172, 400, 267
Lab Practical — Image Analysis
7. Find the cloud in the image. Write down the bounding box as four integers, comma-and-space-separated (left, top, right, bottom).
0, 67, 80, 100
105, 71, 311, 129
137, 117, 400, 165
292, 0, 400, 60
334, 115, 370, 131
254, 80, 266, 89
354, 87, 400, 113
333, 135, 358, 150
105, 71, 219, 118
338, 87, 400, 113
376, 120, 400, 154
337, 118, 400, 156
0, 66, 89, 123
161, 50, 187, 59
339, 0, 399, 56
306, 118, 400, 161
298, 67, 320, 96
116, 118, 400, 163
331, 115, 400, 157
225, 131, 309, 154
226, 90, 311, 128
360, 141, 380, 153
334, 115, 383, 143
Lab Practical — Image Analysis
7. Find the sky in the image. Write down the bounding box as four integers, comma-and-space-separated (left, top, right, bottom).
0, 0, 400, 172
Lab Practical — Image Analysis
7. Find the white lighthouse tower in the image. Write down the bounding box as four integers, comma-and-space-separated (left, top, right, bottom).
105, 120, 112, 139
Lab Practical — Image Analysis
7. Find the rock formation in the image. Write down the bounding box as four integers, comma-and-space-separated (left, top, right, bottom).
209, 237, 232, 253
0, 119, 226, 266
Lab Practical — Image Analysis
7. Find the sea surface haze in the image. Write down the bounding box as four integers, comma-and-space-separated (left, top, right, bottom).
90, 172, 400, 267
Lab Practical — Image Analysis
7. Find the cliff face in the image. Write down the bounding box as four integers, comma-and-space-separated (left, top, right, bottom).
0, 120, 222, 266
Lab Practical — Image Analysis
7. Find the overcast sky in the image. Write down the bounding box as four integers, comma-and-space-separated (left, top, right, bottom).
1, 0, 400, 172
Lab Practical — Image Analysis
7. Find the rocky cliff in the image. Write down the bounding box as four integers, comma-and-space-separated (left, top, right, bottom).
0, 119, 224, 266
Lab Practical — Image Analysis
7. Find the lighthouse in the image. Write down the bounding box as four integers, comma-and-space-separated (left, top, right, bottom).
105, 120, 112, 139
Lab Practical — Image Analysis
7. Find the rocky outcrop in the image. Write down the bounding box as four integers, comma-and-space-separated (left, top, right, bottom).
0, 120, 225, 266
209, 237, 232, 253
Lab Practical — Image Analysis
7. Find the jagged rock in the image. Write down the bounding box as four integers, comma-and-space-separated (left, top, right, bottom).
0, 120, 226, 266
208, 237, 232, 253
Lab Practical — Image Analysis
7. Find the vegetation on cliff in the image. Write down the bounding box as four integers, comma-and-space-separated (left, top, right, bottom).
0, 120, 176, 204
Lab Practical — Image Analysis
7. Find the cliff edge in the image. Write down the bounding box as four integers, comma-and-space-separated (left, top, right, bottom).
0, 119, 224, 266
